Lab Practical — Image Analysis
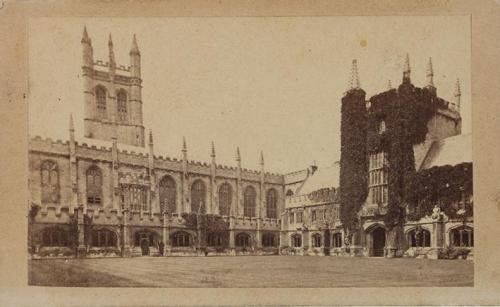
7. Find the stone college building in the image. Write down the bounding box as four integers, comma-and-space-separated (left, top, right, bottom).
28, 29, 473, 259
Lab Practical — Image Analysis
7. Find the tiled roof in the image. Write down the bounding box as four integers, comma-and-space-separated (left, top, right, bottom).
420, 133, 472, 170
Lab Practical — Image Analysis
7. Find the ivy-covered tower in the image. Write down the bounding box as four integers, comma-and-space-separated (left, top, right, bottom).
339, 59, 368, 251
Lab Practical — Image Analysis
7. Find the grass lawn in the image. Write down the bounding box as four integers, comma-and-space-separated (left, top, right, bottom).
28, 256, 473, 287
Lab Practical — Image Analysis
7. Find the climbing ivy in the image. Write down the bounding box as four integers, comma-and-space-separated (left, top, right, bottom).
405, 162, 473, 221
339, 89, 368, 236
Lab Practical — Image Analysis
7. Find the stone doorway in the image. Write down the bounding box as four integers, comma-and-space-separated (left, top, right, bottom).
140, 238, 150, 256
371, 227, 386, 257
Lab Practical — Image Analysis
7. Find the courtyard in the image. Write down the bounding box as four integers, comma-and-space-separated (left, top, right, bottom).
29, 256, 473, 287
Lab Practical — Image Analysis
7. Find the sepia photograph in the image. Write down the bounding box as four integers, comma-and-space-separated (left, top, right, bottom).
26, 16, 473, 288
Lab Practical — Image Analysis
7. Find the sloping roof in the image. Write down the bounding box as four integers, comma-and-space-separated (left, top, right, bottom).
297, 163, 340, 195
420, 133, 472, 170
284, 169, 310, 185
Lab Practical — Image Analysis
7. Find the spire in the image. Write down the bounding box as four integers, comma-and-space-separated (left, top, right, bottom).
426, 57, 434, 87
348, 59, 361, 90
69, 113, 75, 132
130, 34, 140, 55
454, 78, 461, 112
403, 53, 411, 82
148, 129, 153, 146
81, 26, 91, 44
387, 79, 393, 90
260, 151, 264, 166
108, 33, 115, 68
210, 141, 216, 158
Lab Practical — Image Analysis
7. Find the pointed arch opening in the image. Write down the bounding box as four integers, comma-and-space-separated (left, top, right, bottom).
116, 89, 128, 122
41, 160, 59, 203
159, 175, 177, 214
95, 85, 107, 119
191, 180, 206, 214
86, 166, 102, 205
266, 188, 278, 219
218, 183, 232, 216
243, 186, 256, 217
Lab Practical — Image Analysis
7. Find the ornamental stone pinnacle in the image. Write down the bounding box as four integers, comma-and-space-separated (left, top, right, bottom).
130, 34, 140, 55
403, 53, 411, 82
348, 59, 361, 90
426, 57, 434, 87
454, 78, 461, 112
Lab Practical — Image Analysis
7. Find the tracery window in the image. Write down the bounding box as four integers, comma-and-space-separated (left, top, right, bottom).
95, 86, 107, 118
369, 152, 388, 204
116, 89, 127, 121
262, 233, 276, 247
408, 227, 431, 248
243, 186, 256, 218
451, 226, 473, 247
332, 232, 343, 248
291, 234, 302, 248
41, 160, 59, 203
207, 232, 224, 247
218, 183, 232, 216
86, 166, 102, 205
235, 233, 251, 247
120, 184, 148, 212
191, 180, 206, 214
266, 189, 278, 219
312, 233, 322, 247
159, 176, 176, 213
91, 229, 117, 247
172, 231, 191, 247
41, 227, 69, 247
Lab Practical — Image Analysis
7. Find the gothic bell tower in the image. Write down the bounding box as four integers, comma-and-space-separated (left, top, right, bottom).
81, 26, 145, 147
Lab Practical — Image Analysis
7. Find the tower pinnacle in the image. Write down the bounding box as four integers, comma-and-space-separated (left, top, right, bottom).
236, 147, 241, 162
260, 151, 264, 166
211, 141, 216, 158
426, 57, 434, 87
182, 136, 187, 152
81, 26, 91, 44
148, 129, 153, 145
348, 59, 361, 91
403, 53, 411, 82
69, 113, 75, 132
108, 33, 115, 68
454, 78, 461, 112
130, 34, 140, 55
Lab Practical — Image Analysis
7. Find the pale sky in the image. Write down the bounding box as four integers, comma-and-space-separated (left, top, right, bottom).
29, 17, 471, 174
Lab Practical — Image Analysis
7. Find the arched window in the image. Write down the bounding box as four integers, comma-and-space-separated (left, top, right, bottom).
332, 232, 343, 248
312, 233, 322, 248
116, 89, 127, 121
95, 86, 107, 118
286, 189, 294, 197
218, 183, 232, 216
91, 229, 117, 247
262, 233, 276, 247
291, 234, 302, 248
408, 227, 431, 247
159, 176, 177, 213
41, 227, 69, 247
41, 160, 59, 203
243, 186, 256, 217
450, 226, 473, 247
191, 180, 206, 214
207, 232, 224, 247
235, 233, 251, 247
172, 231, 191, 247
266, 189, 278, 219
86, 166, 102, 205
